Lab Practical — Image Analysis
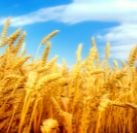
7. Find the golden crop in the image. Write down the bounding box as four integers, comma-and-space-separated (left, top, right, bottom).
0, 19, 137, 133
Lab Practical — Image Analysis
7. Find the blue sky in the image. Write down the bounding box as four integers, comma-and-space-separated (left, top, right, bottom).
0, 0, 137, 65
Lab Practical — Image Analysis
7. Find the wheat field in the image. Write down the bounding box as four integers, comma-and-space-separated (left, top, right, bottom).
0, 19, 137, 133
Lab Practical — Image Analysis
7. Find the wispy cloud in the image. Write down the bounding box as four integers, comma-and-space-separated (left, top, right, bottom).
0, 0, 137, 26
98, 24, 137, 44
0, 5, 66, 26
97, 23, 137, 60
110, 44, 136, 60
61, 0, 137, 24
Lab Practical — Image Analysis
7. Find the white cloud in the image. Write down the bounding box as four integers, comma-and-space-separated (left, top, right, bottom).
97, 23, 137, 60
0, 5, 66, 26
98, 23, 137, 45
60, 0, 137, 24
0, 0, 137, 26
110, 44, 136, 60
